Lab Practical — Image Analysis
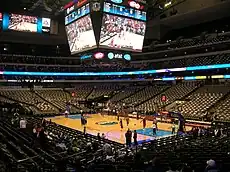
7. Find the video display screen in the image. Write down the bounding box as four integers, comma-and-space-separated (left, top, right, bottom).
99, 14, 146, 52
42, 17, 51, 33
9, 14, 38, 32
65, 15, 96, 54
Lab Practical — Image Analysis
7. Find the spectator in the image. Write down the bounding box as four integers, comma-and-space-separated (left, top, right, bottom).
133, 130, 138, 146
205, 159, 219, 172
125, 129, 132, 147
42, 118, 46, 128
145, 157, 163, 172
92, 141, 99, 152
181, 164, 193, 172
166, 164, 179, 172
97, 133, 101, 141
171, 123, 176, 134
101, 133, 106, 139
83, 126, 86, 136
86, 143, 92, 153
103, 143, 112, 155
72, 139, 79, 153
19, 118, 27, 131
33, 124, 37, 138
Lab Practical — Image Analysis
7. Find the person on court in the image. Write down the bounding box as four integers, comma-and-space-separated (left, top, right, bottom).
172, 123, 176, 134
120, 119, 123, 130
81, 115, 87, 126
133, 130, 138, 146
126, 117, 129, 126
153, 117, 158, 129
153, 124, 157, 135
140, 117, 147, 129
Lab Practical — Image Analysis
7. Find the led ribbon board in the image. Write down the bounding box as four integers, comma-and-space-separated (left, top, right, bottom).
2, 63, 230, 76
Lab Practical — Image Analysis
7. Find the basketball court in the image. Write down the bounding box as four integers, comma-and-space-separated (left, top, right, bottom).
46, 114, 191, 144
9, 22, 37, 32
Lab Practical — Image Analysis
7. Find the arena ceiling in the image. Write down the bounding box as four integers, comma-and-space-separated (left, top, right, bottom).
1, 0, 70, 16
2, 0, 164, 15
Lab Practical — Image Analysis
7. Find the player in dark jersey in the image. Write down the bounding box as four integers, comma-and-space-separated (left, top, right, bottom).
120, 119, 123, 130
140, 117, 147, 129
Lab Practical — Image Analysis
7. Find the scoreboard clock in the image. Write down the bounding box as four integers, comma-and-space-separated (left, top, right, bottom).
92, 2, 101, 11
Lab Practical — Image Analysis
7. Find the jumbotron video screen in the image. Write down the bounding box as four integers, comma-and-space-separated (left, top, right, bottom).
65, 14, 97, 54
8, 14, 38, 32
99, 14, 146, 52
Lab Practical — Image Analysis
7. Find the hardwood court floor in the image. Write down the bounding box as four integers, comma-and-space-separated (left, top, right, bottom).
46, 114, 190, 144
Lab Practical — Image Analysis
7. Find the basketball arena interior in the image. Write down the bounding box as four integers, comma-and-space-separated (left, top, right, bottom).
0, 0, 230, 171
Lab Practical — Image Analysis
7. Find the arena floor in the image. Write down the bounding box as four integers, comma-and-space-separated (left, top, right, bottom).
46, 114, 189, 144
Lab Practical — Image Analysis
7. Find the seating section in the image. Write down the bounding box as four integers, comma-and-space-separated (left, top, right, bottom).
1, 82, 230, 121
0, 96, 15, 104
122, 85, 169, 106
87, 84, 121, 99
147, 31, 230, 51
35, 89, 79, 113
1, 111, 230, 172
136, 82, 201, 112
0, 113, 123, 171
1, 52, 230, 75
0, 89, 57, 113
212, 94, 230, 121
66, 84, 94, 101
110, 85, 145, 102
181, 85, 230, 119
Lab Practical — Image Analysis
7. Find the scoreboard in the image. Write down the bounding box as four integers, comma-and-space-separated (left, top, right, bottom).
64, 0, 147, 55
103, 2, 146, 21
65, 3, 90, 25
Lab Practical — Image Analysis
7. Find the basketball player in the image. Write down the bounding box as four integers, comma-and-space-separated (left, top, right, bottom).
140, 117, 146, 129
64, 110, 69, 118
81, 114, 85, 126
171, 123, 176, 134
153, 124, 157, 135
153, 117, 158, 129
120, 119, 123, 130
126, 116, 129, 126
117, 114, 120, 121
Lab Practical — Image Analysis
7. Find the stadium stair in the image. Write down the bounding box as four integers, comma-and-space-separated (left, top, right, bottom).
134, 86, 170, 107
85, 87, 95, 100
181, 82, 205, 101
108, 86, 127, 98
62, 89, 82, 111
116, 86, 147, 103
208, 90, 230, 118
33, 90, 60, 112
164, 82, 204, 110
